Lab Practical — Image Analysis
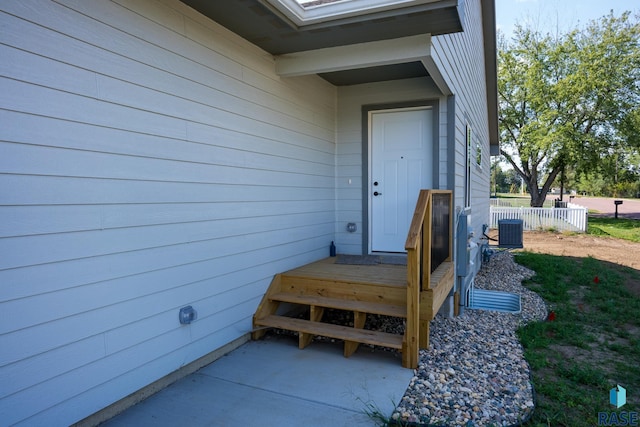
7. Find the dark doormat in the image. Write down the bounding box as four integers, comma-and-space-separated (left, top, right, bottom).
335, 255, 407, 265
379, 255, 407, 265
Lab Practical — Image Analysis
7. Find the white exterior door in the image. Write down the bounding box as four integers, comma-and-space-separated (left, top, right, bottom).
370, 108, 433, 253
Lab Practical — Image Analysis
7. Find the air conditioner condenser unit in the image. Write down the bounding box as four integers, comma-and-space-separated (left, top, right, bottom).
498, 219, 523, 248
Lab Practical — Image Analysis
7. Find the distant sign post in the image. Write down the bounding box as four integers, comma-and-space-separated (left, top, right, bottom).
614, 200, 623, 219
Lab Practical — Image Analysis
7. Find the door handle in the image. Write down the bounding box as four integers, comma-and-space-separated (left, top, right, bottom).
374, 191, 382, 196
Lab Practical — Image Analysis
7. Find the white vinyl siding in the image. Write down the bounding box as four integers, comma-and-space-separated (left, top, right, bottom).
0, 0, 336, 425
431, 0, 492, 234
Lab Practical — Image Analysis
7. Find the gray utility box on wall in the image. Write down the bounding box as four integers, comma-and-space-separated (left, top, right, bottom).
498, 219, 523, 248
456, 210, 471, 278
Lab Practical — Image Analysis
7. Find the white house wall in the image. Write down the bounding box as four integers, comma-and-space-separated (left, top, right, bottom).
335, 78, 445, 255
0, 0, 336, 424
431, 0, 492, 237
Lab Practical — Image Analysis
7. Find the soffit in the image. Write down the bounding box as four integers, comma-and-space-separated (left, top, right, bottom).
180, 0, 461, 55
319, 61, 428, 86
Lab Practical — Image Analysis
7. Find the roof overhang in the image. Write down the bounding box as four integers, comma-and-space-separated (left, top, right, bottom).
480, 0, 499, 152
179, 0, 462, 55
179, 0, 498, 148
275, 34, 452, 94
261, 0, 453, 28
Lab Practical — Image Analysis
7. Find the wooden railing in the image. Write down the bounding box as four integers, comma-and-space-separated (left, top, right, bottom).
403, 190, 453, 368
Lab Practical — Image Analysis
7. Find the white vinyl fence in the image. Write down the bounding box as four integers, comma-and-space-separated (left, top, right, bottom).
490, 203, 588, 232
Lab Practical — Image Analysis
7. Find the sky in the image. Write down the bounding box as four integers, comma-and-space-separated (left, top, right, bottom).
495, 0, 639, 39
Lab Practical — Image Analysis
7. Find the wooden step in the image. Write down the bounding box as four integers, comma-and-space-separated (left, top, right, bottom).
279, 276, 407, 307
255, 315, 403, 350
269, 292, 407, 318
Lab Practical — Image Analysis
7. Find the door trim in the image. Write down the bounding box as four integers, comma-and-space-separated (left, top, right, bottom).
361, 100, 439, 254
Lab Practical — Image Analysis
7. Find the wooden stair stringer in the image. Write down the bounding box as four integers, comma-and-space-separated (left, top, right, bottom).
252, 274, 282, 340
299, 305, 324, 349
344, 311, 366, 357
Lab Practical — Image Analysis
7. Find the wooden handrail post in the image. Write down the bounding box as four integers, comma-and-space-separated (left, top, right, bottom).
422, 195, 432, 290
403, 246, 420, 369
403, 189, 430, 369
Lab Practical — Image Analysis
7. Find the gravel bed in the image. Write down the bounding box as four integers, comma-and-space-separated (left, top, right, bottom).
392, 250, 547, 426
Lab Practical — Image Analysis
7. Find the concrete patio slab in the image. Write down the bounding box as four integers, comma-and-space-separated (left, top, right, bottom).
104, 335, 413, 426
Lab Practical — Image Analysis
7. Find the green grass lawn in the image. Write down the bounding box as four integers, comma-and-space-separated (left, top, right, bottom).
493, 194, 554, 208
588, 217, 640, 242
516, 236, 640, 426
491, 201, 640, 425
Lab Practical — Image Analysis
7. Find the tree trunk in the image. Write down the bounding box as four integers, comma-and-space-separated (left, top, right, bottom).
527, 166, 563, 207
530, 191, 546, 207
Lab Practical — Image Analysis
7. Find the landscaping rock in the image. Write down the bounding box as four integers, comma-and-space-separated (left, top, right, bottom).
392, 250, 546, 426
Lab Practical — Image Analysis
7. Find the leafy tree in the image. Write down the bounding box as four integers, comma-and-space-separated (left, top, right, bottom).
503, 168, 521, 194
491, 158, 505, 194
576, 172, 608, 196
491, 160, 522, 194
498, 12, 640, 206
